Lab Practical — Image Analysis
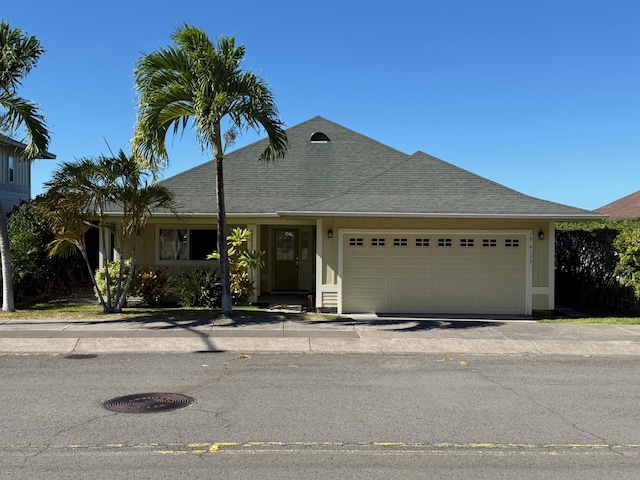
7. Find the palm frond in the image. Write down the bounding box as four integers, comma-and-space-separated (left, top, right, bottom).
0, 91, 50, 161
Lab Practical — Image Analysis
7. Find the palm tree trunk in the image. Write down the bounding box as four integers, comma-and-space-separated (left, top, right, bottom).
77, 240, 108, 311
0, 203, 15, 312
119, 241, 137, 311
100, 224, 114, 313
216, 155, 232, 314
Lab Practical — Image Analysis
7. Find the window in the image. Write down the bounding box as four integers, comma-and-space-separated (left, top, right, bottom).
416, 238, 430, 247
8, 156, 14, 183
482, 239, 497, 247
349, 238, 364, 246
371, 238, 386, 247
505, 239, 520, 248
393, 238, 408, 247
438, 238, 452, 247
310, 132, 330, 143
159, 228, 217, 260
460, 238, 475, 247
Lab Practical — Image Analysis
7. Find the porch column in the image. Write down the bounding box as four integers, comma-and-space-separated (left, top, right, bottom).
247, 224, 260, 302
315, 219, 323, 309
548, 221, 556, 310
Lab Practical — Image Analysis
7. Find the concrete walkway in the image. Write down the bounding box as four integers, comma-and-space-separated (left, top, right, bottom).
2, 313, 640, 356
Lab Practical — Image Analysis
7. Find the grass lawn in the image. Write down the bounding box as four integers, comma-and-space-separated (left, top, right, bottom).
540, 317, 640, 325
0, 302, 339, 322
3, 299, 640, 325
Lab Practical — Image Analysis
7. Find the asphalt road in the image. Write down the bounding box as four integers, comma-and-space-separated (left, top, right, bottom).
1, 353, 639, 479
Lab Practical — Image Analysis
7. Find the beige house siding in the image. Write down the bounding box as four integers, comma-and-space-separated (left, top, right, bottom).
122, 214, 555, 313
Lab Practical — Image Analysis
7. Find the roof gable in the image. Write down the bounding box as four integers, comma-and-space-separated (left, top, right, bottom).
159, 116, 599, 220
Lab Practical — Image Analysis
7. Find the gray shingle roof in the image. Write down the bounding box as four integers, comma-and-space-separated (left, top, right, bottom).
159, 116, 600, 219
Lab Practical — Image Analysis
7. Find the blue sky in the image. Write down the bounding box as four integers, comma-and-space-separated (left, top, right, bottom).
3, 0, 638, 210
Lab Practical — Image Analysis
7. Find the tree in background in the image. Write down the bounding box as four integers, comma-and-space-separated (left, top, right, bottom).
40, 151, 176, 313
7, 200, 85, 301
0, 20, 51, 311
555, 222, 621, 309
133, 24, 287, 313
615, 223, 640, 298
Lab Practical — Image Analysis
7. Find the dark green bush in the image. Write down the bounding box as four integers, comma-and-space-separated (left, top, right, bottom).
169, 268, 221, 308
7, 200, 85, 299
556, 221, 639, 312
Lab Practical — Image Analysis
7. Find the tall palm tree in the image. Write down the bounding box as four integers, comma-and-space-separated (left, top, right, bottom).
0, 20, 50, 311
133, 24, 287, 313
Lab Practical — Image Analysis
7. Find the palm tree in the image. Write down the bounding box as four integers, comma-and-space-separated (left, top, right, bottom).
0, 20, 51, 311
40, 151, 176, 313
133, 24, 287, 313
111, 150, 177, 310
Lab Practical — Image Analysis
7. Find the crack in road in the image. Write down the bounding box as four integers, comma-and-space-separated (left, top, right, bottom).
455, 358, 614, 451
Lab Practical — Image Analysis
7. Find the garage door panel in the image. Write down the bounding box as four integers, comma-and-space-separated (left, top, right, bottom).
389, 295, 434, 311
435, 257, 478, 269
344, 276, 387, 289
347, 295, 386, 312
433, 292, 476, 310
391, 276, 432, 289
435, 274, 476, 289
347, 256, 387, 268
342, 233, 527, 314
393, 257, 432, 268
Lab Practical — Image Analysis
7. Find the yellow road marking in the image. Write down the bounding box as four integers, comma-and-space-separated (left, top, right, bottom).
51, 441, 640, 455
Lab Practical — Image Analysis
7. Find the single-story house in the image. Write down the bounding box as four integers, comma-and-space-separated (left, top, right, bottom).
119, 116, 602, 315
596, 191, 640, 220
0, 134, 55, 212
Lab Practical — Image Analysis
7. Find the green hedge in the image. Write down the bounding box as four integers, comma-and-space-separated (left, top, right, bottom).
556, 221, 640, 312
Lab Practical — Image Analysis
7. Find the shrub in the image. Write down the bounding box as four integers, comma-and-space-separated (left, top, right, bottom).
7, 200, 85, 299
207, 227, 264, 305
169, 268, 221, 307
137, 267, 169, 306
94, 259, 132, 303
556, 221, 639, 312
615, 224, 640, 298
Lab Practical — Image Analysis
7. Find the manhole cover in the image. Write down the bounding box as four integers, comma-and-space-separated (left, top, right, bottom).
103, 393, 195, 413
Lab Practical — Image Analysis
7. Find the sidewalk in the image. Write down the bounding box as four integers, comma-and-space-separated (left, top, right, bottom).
2, 313, 640, 356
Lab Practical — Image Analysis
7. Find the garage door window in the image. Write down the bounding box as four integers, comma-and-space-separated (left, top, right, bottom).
371, 238, 386, 246
349, 238, 364, 246
505, 239, 520, 247
416, 238, 430, 247
460, 238, 475, 247
438, 238, 452, 247
483, 239, 497, 247
393, 238, 408, 247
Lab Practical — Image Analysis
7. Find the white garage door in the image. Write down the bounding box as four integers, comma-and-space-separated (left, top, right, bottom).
341, 232, 528, 315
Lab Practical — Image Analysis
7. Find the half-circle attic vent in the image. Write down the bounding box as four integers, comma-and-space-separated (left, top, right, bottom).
310, 132, 330, 143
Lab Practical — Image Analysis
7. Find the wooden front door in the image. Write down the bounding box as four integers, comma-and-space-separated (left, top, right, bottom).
274, 228, 299, 290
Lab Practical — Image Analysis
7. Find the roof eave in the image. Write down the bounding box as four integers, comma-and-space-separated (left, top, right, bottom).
275, 211, 607, 221
0, 134, 56, 159
104, 211, 281, 218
